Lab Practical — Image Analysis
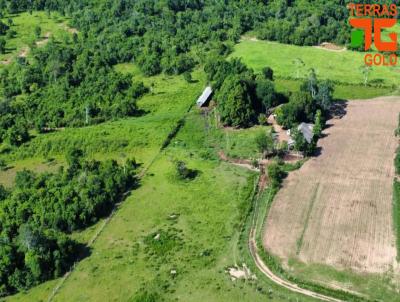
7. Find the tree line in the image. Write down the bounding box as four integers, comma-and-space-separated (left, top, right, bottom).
0, 149, 138, 296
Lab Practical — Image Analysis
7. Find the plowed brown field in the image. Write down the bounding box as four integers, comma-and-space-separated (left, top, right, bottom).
263, 97, 400, 273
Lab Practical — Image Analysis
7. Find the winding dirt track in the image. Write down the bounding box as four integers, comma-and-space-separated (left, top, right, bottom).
248, 193, 344, 302
249, 231, 343, 302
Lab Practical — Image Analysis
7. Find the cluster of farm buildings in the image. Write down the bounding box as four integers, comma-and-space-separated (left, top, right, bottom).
196, 86, 314, 150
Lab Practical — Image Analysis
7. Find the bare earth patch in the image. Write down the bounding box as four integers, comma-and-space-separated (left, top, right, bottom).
227, 264, 256, 281
36, 32, 52, 46
263, 97, 400, 273
313, 42, 346, 52
59, 22, 79, 34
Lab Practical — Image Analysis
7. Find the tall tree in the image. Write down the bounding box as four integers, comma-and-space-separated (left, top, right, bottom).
216, 75, 255, 127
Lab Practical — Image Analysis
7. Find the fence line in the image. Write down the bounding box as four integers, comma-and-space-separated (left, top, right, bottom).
47, 99, 197, 302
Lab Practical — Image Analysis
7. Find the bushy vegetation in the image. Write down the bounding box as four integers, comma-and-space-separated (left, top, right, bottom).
276, 70, 333, 130
205, 57, 286, 127
0, 0, 374, 147
204, 56, 331, 158
0, 40, 149, 141
255, 130, 275, 156
0, 149, 138, 296
175, 160, 197, 180
267, 161, 287, 188
2, 0, 352, 51
207, 62, 331, 155
274, 70, 332, 155
0, 1, 396, 301
3, 0, 347, 145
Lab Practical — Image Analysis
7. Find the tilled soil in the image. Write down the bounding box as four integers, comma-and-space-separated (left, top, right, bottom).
263, 97, 400, 273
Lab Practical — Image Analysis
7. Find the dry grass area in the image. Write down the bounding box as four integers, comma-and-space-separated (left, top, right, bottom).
313, 42, 346, 52
263, 97, 400, 273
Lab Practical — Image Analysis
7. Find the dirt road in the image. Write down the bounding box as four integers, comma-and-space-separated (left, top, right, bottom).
248, 189, 345, 302
248, 229, 343, 302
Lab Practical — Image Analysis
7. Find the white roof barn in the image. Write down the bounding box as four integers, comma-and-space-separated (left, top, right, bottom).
297, 123, 314, 143
196, 86, 213, 107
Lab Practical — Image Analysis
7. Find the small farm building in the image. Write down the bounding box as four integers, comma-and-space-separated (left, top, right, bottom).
288, 123, 314, 148
196, 86, 213, 107
298, 123, 314, 143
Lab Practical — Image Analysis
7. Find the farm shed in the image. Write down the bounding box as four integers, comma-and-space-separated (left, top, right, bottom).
287, 123, 314, 148
196, 86, 213, 107
297, 123, 314, 143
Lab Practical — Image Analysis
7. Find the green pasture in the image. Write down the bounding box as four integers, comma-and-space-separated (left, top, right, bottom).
275, 78, 396, 100
2, 36, 399, 301
5, 105, 318, 302
231, 38, 400, 95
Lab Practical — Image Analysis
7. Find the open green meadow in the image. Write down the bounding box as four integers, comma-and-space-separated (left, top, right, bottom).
2, 67, 318, 301
274, 78, 396, 100
0, 11, 70, 63
231, 38, 400, 99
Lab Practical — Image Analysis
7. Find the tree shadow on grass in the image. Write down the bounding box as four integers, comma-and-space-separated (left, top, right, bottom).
73, 242, 92, 263
1, 165, 14, 171
5, 47, 16, 54
131, 108, 149, 117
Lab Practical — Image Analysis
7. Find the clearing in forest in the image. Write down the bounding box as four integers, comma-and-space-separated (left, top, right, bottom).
263, 97, 400, 273
231, 39, 400, 86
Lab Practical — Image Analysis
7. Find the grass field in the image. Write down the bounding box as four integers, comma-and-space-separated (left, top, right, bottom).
4, 116, 317, 302
231, 38, 400, 99
275, 78, 396, 100
0, 11, 70, 64
395, 181, 400, 260
10, 117, 260, 302
2, 66, 320, 301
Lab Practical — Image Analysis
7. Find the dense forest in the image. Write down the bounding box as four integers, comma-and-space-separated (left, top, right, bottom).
0, 149, 138, 296
0, 0, 351, 146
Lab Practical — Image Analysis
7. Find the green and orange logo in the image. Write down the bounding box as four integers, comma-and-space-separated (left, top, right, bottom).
348, 3, 398, 66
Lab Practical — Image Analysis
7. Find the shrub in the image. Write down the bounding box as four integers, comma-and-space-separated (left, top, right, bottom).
175, 161, 198, 180
183, 71, 192, 83
0, 154, 138, 295
258, 113, 267, 125
395, 150, 400, 174
130, 291, 160, 302
0, 158, 6, 171
255, 130, 275, 156
267, 162, 286, 188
